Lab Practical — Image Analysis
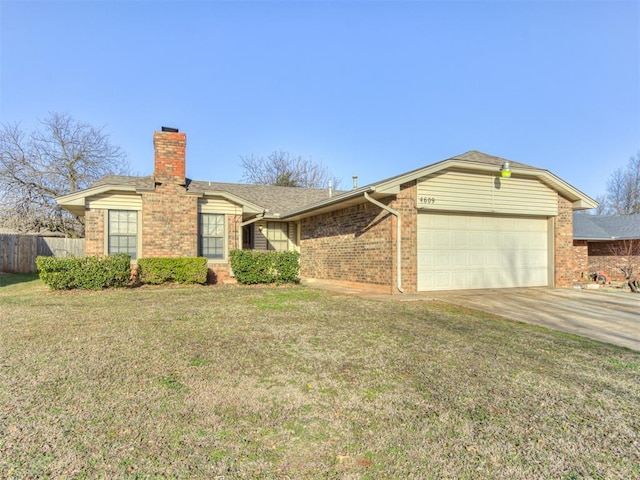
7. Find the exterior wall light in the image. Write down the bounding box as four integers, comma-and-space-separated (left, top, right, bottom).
501, 161, 512, 178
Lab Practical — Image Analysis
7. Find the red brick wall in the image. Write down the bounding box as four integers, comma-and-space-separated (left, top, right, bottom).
140, 183, 198, 257
84, 209, 105, 256
154, 131, 186, 181
390, 181, 418, 293
586, 240, 640, 282
299, 200, 394, 291
573, 240, 589, 282
554, 195, 574, 287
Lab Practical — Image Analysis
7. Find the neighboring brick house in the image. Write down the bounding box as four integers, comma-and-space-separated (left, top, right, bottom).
573, 214, 640, 282
57, 128, 597, 293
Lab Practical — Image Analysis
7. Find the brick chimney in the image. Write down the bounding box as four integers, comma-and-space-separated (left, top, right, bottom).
153, 127, 186, 184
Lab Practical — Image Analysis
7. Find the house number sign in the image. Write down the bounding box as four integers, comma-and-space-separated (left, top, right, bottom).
418, 196, 436, 206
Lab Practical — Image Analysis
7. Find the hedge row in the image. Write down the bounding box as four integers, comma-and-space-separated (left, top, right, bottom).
137, 257, 208, 285
37, 252, 299, 290
230, 249, 300, 284
36, 254, 131, 290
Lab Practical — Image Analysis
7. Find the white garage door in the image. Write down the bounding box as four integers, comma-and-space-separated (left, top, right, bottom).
417, 212, 549, 291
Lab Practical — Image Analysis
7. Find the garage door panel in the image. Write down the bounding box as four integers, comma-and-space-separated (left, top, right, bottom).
418, 213, 549, 291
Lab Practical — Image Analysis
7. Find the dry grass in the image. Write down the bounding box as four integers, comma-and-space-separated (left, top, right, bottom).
1, 275, 639, 479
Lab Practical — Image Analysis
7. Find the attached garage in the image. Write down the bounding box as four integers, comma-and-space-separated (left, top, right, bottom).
415, 167, 559, 292
279, 150, 599, 293
417, 212, 550, 291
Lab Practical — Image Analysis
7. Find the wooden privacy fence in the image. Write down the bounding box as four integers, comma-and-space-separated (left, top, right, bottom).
0, 234, 85, 273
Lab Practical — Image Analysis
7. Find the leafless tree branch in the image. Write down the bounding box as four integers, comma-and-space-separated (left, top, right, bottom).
240, 150, 341, 189
0, 112, 128, 236
600, 151, 640, 215
608, 240, 640, 293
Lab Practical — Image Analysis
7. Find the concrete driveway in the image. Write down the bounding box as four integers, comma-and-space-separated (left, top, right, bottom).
425, 287, 640, 351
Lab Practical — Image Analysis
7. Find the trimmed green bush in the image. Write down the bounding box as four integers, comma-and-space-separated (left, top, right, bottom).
36, 254, 131, 290
230, 250, 300, 284
137, 257, 208, 285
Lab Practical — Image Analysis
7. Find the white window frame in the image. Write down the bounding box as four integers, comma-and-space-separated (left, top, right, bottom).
107, 210, 138, 259
267, 222, 289, 252
199, 213, 226, 260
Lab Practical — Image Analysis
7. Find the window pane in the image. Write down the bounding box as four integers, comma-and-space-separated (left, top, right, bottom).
267, 222, 289, 251
200, 213, 224, 259
108, 210, 137, 259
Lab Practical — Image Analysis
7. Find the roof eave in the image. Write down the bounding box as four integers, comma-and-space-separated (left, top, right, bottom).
56, 184, 139, 215
198, 190, 265, 214
280, 186, 376, 219
575, 236, 637, 241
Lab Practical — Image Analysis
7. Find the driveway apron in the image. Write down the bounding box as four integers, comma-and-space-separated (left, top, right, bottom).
425, 288, 640, 351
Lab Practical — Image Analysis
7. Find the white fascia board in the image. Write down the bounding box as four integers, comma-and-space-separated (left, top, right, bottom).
280, 186, 376, 219
56, 184, 137, 206
533, 171, 598, 209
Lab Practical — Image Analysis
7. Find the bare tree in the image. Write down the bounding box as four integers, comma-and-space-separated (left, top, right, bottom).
594, 194, 608, 215
0, 112, 128, 237
600, 151, 640, 215
240, 150, 341, 189
608, 240, 640, 293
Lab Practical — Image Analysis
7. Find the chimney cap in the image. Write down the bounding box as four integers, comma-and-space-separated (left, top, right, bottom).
161, 126, 179, 133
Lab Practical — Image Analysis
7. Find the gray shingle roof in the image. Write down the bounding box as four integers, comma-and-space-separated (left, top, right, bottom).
188, 181, 336, 214
452, 151, 533, 169
357, 150, 536, 190
90, 175, 337, 215
91, 175, 154, 190
86, 150, 557, 217
574, 213, 640, 240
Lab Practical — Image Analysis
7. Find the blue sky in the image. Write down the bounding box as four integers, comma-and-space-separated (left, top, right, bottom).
1, 0, 638, 199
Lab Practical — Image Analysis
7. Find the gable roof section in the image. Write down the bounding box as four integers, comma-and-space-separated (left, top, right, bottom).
187, 181, 334, 216
574, 214, 640, 240
57, 174, 336, 218
57, 150, 597, 219
281, 151, 597, 219
374, 151, 596, 208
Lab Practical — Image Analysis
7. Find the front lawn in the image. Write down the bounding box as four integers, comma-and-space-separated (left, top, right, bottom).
0, 278, 638, 478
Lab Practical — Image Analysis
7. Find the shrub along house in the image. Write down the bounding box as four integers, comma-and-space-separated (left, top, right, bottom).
57, 128, 597, 293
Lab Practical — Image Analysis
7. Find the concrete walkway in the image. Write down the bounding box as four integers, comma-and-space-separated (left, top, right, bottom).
302, 280, 640, 351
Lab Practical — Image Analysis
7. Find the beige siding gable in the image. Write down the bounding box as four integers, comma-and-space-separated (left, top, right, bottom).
198, 197, 242, 215
252, 220, 299, 251
417, 170, 558, 216
87, 193, 142, 211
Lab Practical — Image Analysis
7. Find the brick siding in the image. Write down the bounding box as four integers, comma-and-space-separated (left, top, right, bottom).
586, 240, 640, 282
84, 209, 105, 256
390, 181, 418, 293
140, 183, 198, 257
573, 240, 589, 282
554, 195, 574, 287
300, 200, 395, 292
153, 131, 186, 181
